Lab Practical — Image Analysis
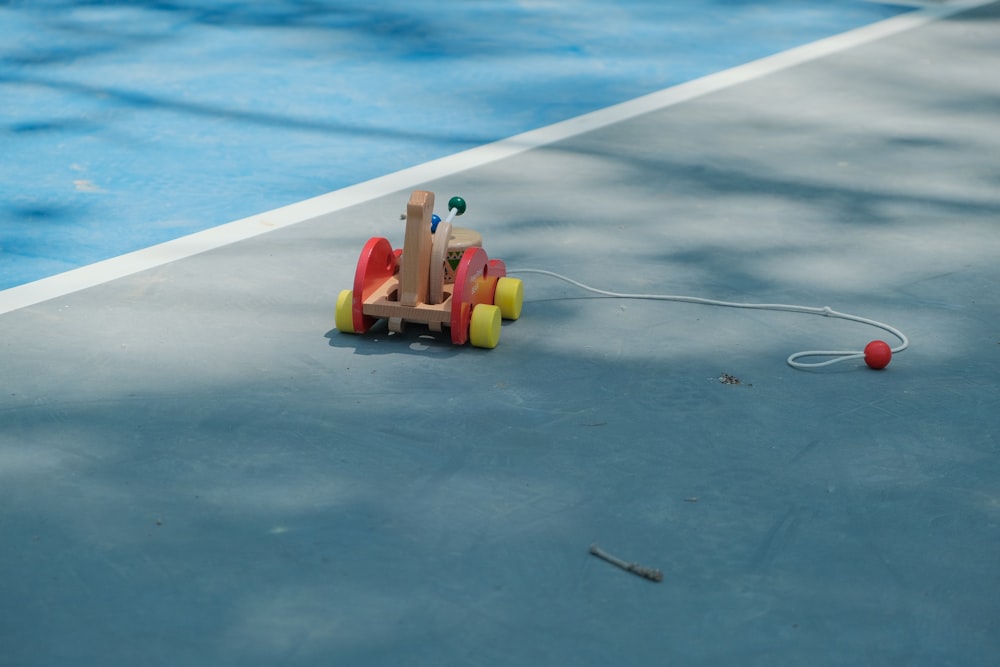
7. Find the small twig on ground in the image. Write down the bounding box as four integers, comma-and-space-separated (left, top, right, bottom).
589, 544, 663, 583
718, 372, 752, 386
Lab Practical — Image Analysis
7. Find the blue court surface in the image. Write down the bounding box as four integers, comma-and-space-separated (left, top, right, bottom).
0, 0, 909, 289
2, 2, 1000, 666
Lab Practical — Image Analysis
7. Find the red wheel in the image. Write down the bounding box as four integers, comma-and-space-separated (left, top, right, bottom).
450, 247, 505, 345
487, 258, 506, 278
352, 237, 397, 333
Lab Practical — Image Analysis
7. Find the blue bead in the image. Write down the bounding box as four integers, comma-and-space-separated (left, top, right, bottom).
431, 214, 441, 233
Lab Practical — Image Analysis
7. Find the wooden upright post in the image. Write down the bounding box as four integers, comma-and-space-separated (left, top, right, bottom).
399, 190, 434, 307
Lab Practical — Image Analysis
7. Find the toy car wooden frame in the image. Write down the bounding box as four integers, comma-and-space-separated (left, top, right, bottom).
335, 190, 523, 348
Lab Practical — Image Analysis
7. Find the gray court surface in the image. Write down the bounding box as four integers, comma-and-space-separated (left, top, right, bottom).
2, 5, 999, 666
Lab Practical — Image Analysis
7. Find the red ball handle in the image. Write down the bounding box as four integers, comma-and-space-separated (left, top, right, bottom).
864, 340, 892, 369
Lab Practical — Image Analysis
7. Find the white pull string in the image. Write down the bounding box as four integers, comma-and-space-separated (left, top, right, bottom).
507, 268, 909, 370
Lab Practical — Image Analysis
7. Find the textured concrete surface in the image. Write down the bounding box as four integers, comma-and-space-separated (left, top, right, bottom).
2, 4, 998, 666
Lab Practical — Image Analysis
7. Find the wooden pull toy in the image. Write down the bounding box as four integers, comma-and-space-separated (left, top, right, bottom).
335, 191, 524, 348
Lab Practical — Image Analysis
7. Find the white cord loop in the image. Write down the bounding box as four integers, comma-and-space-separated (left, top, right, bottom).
508, 268, 909, 370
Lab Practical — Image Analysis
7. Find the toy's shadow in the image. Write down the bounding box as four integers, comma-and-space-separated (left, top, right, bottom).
324, 320, 467, 358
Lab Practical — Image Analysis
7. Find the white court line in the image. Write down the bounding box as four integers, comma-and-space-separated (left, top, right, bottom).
0, 0, 990, 316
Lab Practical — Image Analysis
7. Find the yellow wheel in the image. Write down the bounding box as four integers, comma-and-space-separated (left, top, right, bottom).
469, 304, 501, 349
335, 289, 356, 333
494, 277, 523, 320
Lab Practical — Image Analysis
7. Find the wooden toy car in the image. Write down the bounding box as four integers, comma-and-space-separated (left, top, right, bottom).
335, 190, 523, 348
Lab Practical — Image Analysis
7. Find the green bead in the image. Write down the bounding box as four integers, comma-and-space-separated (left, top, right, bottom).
448, 196, 467, 216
